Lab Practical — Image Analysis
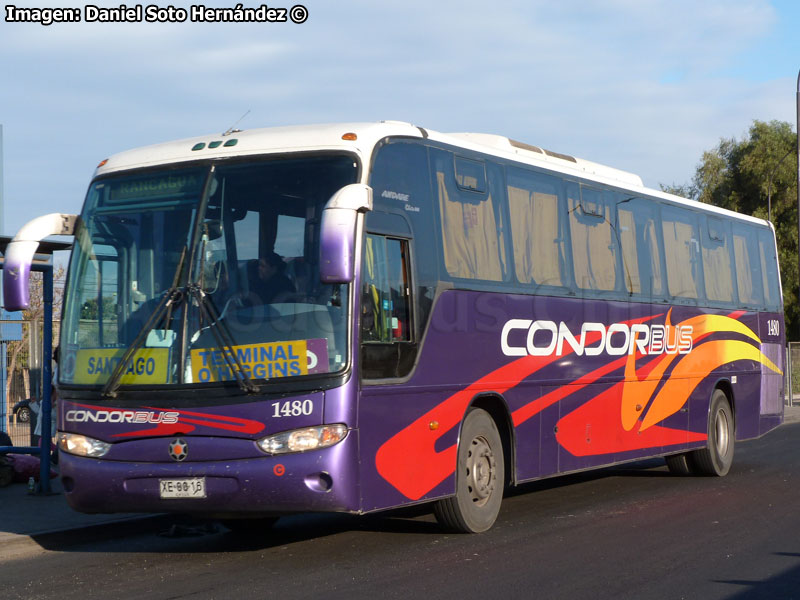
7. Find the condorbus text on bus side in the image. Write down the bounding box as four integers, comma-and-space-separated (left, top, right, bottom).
65, 410, 180, 425
500, 320, 693, 358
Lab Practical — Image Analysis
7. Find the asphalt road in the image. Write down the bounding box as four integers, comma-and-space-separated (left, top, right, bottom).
3, 422, 800, 600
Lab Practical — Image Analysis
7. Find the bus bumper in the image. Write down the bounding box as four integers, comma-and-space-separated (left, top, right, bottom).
57, 431, 361, 516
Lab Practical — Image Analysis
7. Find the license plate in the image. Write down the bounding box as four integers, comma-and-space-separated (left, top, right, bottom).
159, 477, 206, 499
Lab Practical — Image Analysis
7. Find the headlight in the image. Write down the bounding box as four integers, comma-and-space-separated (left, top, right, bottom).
258, 424, 348, 455
58, 432, 111, 457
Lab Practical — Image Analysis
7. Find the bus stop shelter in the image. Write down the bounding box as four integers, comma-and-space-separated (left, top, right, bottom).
0, 235, 71, 494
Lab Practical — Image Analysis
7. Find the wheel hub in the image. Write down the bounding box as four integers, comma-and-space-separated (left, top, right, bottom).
467, 436, 496, 506
715, 408, 730, 456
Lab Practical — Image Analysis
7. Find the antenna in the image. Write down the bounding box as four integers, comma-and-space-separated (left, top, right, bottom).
222, 110, 251, 137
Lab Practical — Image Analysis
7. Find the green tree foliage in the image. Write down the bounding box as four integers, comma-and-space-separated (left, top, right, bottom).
80, 296, 117, 320
663, 120, 798, 338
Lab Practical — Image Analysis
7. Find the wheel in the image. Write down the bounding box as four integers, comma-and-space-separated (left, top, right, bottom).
434, 408, 504, 533
665, 452, 693, 475
691, 389, 734, 476
221, 517, 279, 534
17, 406, 31, 424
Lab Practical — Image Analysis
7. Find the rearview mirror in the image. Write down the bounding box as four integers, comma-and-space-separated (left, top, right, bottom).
319, 184, 372, 284
3, 213, 78, 311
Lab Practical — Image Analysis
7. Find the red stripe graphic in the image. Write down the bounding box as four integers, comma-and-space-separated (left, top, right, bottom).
375, 315, 660, 501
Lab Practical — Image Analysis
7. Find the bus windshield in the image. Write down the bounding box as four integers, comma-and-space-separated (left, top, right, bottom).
60, 154, 359, 388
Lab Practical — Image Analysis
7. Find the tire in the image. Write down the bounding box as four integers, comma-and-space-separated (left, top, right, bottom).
17, 407, 31, 424
434, 408, 505, 533
221, 517, 279, 534
665, 452, 694, 475
691, 389, 734, 476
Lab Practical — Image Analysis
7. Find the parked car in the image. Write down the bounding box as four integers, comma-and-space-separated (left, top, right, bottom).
12, 399, 32, 424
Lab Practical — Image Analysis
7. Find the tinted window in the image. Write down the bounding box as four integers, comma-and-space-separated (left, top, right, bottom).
732, 223, 764, 307
617, 198, 665, 297
433, 151, 507, 281
506, 167, 567, 287
757, 228, 781, 310
568, 185, 619, 291
702, 217, 734, 303
662, 206, 703, 300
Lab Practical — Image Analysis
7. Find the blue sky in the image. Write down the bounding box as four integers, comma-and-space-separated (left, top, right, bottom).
1, 0, 799, 240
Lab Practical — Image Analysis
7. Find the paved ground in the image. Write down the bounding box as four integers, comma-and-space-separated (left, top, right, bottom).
1, 404, 798, 561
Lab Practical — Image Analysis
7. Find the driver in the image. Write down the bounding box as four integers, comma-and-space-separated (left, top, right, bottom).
247, 251, 295, 304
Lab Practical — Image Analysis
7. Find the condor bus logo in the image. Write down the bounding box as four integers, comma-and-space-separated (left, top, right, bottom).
500, 319, 693, 358
65, 409, 180, 425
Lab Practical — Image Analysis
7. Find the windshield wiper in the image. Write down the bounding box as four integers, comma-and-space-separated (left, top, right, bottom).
185, 217, 259, 394
187, 282, 260, 394
102, 289, 184, 398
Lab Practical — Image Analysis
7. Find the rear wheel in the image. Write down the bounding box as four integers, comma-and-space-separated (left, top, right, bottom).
691, 389, 734, 476
434, 408, 504, 533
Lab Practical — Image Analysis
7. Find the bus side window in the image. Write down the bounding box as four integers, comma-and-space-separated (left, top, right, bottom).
436, 154, 506, 282
567, 186, 619, 292
661, 206, 704, 301
506, 167, 567, 289
702, 217, 735, 304
732, 224, 764, 308
617, 200, 666, 300
757, 229, 781, 310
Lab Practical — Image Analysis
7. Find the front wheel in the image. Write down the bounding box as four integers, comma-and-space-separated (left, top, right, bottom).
691, 389, 735, 476
434, 408, 504, 533
665, 452, 693, 475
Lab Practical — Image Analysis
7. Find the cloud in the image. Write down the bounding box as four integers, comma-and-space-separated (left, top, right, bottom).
0, 0, 791, 233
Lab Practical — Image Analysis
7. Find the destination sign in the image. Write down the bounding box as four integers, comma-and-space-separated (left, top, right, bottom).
190, 339, 329, 383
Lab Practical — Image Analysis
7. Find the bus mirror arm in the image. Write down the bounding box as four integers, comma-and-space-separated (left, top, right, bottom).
319, 184, 373, 284
3, 213, 79, 311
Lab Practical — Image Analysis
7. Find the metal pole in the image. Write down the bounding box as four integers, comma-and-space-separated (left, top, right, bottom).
796, 69, 800, 345
38, 265, 53, 494
0, 124, 4, 235
0, 341, 6, 434
785, 342, 794, 406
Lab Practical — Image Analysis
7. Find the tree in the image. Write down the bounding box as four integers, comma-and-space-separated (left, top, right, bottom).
80, 296, 117, 320
663, 120, 798, 338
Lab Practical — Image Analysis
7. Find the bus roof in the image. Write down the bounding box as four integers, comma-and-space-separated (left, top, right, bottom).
94, 120, 770, 229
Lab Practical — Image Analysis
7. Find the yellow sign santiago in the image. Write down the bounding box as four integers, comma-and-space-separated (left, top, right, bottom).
73, 348, 170, 384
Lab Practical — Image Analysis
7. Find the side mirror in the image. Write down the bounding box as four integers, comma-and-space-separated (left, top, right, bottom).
319, 184, 372, 284
3, 213, 78, 311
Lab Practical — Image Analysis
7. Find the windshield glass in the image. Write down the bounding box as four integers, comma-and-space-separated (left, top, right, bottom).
60, 154, 358, 388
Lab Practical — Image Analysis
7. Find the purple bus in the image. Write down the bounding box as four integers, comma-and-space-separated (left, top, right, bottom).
3, 122, 785, 533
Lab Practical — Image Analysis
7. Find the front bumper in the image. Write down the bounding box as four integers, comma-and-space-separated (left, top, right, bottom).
58, 431, 360, 516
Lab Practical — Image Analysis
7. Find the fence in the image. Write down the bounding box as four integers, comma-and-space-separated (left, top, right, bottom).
1, 319, 60, 446
788, 342, 800, 407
